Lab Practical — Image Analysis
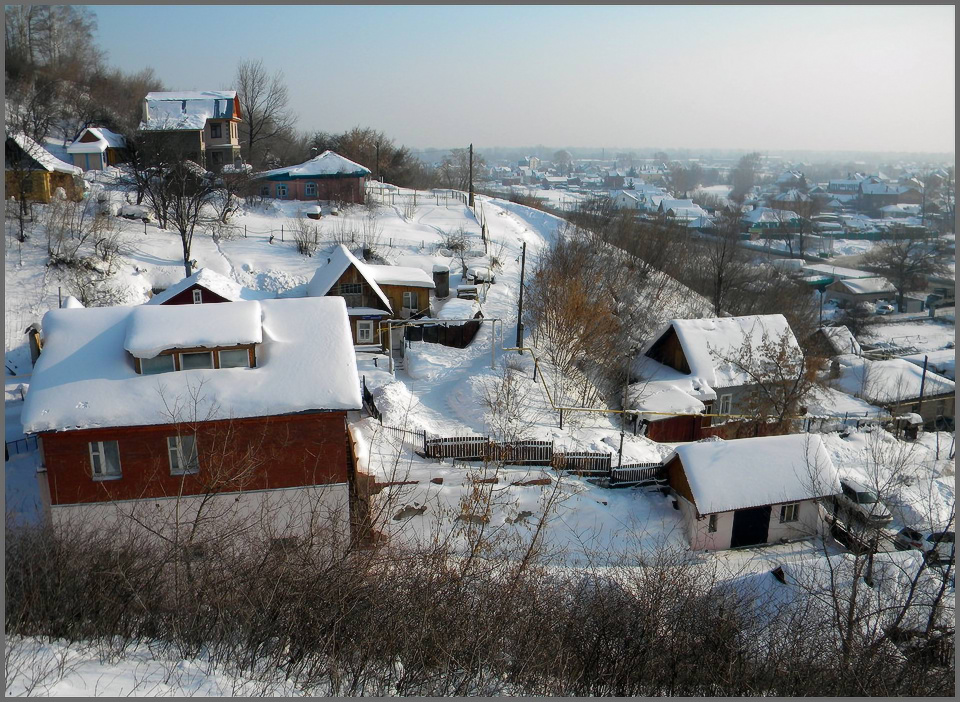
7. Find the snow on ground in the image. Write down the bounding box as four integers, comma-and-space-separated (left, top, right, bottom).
862, 319, 956, 353
4, 638, 303, 697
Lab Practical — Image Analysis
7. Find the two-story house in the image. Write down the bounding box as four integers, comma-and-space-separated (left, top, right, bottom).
21, 298, 361, 543
139, 91, 243, 170
307, 244, 436, 345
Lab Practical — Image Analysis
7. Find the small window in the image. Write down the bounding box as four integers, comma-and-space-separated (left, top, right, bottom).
780, 503, 800, 523
260, 184, 270, 197
210, 123, 222, 139
192, 289, 202, 304
180, 352, 213, 370
168, 435, 199, 475
218, 348, 250, 368
718, 394, 732, 416
707, 514, 718, 533
403, 291, 418, 309
90, 440, 121, 479
141, 354, 175, 375
210, 150, 223, 165
305, 182, 318, 197
357, 320, 374, 343
339, 283, 362, 295
277, 184, 288, 198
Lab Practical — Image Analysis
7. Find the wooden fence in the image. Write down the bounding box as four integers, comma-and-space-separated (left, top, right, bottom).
361, 376, 381, 422
609, 462, 667, 487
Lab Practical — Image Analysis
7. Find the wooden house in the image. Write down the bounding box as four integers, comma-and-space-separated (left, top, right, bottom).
627, 314, 803, 441
66, 127, 128, 171
139, 91, 243, 170
5, 132, 83, 203
146, 267, 263, 305
21, 298, 362, 541
666, 434, 840, 550
255, 151, 371, 204
308, 244, 435, 345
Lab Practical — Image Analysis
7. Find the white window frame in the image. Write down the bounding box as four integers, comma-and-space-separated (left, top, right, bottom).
402, 291, 417, 310
707, 514, 718, 533
168, 435, 199, 476
356, 320, 374, 344
192, 289, 202, 304
180, 351, 214, 370
276, 184, 288, 198
780, 503, 800, 523
218, 348, 250, 369
305, 182, 318, 197
89, 440, 121, 480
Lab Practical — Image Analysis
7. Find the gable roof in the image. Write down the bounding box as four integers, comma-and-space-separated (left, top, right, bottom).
672, 434, 840, 515
307, 244, 392, 312
21, 298, 361, 434
832, 277, 896, 295
258, 150, 371, 181
366, 264, 436, 288
646, 314, 800, 390
66, 127, 126, 154
6, 132, 82, 174
146, 268, 272, 305
817, 325, 862, 356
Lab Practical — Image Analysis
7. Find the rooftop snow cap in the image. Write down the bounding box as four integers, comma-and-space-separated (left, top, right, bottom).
257, 150, 371, 180
125, 300, 263, 358
22, 297, 361, 433
671, 434, 840, 515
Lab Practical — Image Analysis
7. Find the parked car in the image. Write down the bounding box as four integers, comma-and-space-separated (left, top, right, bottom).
875, 303, 895, 315
833, 478, 893, 526
894, 526, 925, 551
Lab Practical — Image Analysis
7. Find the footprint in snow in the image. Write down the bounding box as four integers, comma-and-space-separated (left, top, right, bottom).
76, 401, 88, 409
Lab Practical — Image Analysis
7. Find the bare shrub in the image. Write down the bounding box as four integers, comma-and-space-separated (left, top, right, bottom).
289, 214, 320, 257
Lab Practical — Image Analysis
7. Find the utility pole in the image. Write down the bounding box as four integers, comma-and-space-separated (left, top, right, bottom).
468, 143, 474, 208
917, 355, 929, 411
375, 142, 380, 180
516, 241, 526, 353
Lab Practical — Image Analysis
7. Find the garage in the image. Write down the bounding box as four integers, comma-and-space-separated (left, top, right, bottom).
730, 505, 772, 548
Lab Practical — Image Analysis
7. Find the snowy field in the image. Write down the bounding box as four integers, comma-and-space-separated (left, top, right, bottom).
863, 319, 956, 353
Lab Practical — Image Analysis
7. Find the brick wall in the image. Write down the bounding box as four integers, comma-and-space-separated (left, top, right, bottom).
41, 412, 350, 506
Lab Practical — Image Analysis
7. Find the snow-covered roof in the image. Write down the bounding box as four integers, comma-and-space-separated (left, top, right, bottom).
258, 150, 371, 180
22, 298, 361, 433
672, 434, 840, 515
66, 127, 126, 154
146, 268, 249, 305
801, 263, 875, 280
647, 314, 801, 390
742, 207, 798, 224
861, 182, 911, 196
832, 277, 896, 295
346, 307, 390, 317
901, 350, 955, 381
435, 297, 481, 320
833, 354, 955, 404
366, 264, 436, 289
124, 300, 263, 359
817, 325, 861, 356
626, 381, 706, 415
141, 91, 238, 131
307, 244, 392, 312
7, 132, 82, 174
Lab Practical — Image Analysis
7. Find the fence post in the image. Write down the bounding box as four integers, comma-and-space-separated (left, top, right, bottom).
245, 225, 247, 238
559, 409, 563, 430
281, 225, 284, 242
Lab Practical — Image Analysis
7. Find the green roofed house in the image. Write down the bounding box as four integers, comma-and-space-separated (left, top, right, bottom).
255, 150, 371, 204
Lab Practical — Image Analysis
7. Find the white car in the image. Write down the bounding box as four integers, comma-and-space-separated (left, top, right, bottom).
833, 478, 893, 526
875, 303, 895, 315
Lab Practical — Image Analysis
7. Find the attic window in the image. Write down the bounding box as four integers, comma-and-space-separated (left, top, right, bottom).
192, 289, 202, 304
141, 354, 175, 375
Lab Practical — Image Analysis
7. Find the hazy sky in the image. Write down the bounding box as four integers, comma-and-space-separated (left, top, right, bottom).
93, 5, 955, 154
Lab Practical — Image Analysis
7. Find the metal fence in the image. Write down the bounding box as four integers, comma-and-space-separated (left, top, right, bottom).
5, 435, 38, 461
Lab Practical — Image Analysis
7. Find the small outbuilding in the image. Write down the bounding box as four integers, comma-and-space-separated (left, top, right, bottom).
66, 127, 128, 171
666, 434, 840, 550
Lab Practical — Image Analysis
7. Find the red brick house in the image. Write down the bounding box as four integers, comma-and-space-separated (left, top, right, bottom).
21, 297, 362, 542
255, 150, 371, 204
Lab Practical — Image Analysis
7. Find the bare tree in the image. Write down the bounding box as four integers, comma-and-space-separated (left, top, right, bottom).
234, 59, 296, 168
861, 233, 953, 312
696, 202, 751, 316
